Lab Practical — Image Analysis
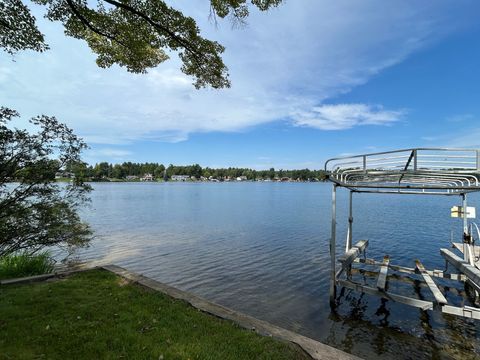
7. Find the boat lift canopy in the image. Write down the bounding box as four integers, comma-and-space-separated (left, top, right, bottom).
325, 148, 480, 320
325, 148, 480, 195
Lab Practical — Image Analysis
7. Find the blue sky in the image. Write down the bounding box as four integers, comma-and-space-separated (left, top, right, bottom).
2, 0, 480, 169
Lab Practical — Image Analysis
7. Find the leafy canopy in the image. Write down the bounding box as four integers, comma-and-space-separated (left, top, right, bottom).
1, 0, 282, 88
0, 107, 92, 257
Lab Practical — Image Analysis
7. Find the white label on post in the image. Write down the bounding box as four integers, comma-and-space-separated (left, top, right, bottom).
451, 206, 476, 218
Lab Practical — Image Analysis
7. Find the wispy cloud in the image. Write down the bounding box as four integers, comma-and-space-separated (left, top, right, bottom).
1, 1, 476, 144
445, 129, 480, 148
421, 113, 480, 147
84, 148, 133, 163
291, 104, 405, 130
446, 114, 475, 123
421, 136, 438, 142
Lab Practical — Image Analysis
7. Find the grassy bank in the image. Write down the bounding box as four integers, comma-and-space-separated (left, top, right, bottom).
0, 252, 54, 280
0, 269, 309, 359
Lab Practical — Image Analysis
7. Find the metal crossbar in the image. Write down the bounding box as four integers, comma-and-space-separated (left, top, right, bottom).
337, 250, 480, 319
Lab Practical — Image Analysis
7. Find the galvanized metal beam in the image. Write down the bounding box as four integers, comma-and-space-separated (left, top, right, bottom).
415, 260, 447, 305
339, 279, 480, 320
346, 191, 353, 251
440, 248, 480, 286
338, 240, 368, 268
442, 305, 480, 320
329, 184, 337, 306
338, 279, 433, 310
377, 255, 390, 291
354, 257, 467, 281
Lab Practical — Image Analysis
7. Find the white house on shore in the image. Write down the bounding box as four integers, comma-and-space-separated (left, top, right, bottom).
171, 175, 190, 181
55, 171, 74, 179
141, 173, 154, 181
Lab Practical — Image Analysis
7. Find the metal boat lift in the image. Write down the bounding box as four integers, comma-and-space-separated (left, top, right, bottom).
325, 148, 480, 320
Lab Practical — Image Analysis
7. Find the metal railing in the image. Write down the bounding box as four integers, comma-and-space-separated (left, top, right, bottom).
325, 148, 480, 194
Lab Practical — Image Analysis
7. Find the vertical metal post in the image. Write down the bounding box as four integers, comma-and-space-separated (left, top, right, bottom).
413, 149, 417, 171
330, 184, 337, 307
346, 191, 353, 252
462, 193, 470, 263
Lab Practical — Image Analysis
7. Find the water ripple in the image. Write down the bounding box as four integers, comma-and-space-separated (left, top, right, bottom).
71, 182, 480, 359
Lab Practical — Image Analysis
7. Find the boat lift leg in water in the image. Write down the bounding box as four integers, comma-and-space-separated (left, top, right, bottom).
326, 148, 480, 320
329, 184, 337, 306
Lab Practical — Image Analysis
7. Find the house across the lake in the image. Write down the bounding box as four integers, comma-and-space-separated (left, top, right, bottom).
141, 173, 154, 181
171, 175, 190, 181
55, 171, 74, 179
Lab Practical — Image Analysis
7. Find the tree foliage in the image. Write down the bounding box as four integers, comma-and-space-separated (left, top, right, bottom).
0, 0, 49, 54
69, 161, 327, 181
0, 107, 92, 257
1, 0, 283, 88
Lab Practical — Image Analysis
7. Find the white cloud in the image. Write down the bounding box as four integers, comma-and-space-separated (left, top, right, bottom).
291, 104, 404, 130
1, 1, 477, 144
84, 148, 134, 163
95, 148, 132, 158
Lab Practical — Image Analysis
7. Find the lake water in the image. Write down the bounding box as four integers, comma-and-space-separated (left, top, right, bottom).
74, 182, 480, 359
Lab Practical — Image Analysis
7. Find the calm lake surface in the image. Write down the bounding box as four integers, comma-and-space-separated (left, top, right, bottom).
75, 182, 480, 359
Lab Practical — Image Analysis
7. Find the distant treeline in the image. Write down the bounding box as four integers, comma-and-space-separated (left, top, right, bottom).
66, 162, 327, 181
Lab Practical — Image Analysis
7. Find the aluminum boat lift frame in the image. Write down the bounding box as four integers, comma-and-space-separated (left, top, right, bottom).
325, 148, 480, 320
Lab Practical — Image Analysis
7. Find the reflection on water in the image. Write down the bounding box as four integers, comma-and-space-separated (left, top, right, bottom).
71, 182, 480, 359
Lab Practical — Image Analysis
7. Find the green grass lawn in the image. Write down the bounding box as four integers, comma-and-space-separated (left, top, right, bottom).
0, 269, 309, 359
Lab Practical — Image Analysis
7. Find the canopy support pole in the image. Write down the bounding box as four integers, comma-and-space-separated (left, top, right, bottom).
330, 184, 337, 307
346, 191, 353, 252
462, 193, 473, 264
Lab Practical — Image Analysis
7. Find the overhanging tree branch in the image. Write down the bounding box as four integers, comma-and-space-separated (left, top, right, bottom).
65, 0, 129, 49
2, 1, 283, 88
102, 0, 202, 59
